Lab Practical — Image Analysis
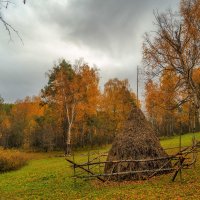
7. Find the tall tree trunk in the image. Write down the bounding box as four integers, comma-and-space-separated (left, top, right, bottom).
62, 106, 68, 155
66, 124, 72, 155
64, 105, 75, 155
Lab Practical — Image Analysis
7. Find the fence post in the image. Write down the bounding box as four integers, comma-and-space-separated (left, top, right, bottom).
87, 150, 90, 176
179, 124, 183, 182
72, 146, 76, 185
192, 135, 196, 169
98, 149, 101, 174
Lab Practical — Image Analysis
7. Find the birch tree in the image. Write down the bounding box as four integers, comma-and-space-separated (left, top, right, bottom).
41, 59, 99, 155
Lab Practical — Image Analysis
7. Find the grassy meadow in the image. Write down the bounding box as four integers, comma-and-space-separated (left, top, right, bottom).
0, 132, 200, 200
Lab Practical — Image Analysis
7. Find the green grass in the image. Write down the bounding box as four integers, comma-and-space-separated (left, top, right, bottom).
0, 132, 200, 200
161, 132, 200, 149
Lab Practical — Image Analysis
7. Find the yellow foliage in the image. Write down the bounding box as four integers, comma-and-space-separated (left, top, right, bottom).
0, 148, 29, 172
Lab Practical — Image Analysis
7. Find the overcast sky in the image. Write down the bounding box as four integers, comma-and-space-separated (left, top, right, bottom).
0, 0, 179, 103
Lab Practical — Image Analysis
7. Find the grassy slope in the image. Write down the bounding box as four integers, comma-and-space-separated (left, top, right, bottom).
0, 132, 200, 200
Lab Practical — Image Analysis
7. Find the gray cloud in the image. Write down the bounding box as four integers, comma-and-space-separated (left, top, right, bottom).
0, 0, 179, 102
32, 0, 179, 57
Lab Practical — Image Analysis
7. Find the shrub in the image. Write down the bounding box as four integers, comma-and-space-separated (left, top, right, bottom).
0, 148, 29, 172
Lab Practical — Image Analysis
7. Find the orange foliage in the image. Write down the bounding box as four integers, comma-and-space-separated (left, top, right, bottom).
102, 78, 137, 131
11, 96, 44, 148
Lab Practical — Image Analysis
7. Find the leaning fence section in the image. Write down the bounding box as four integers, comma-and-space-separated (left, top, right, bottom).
66, 139, 200, 183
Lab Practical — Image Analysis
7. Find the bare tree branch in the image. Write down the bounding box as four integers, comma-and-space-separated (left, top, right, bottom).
0, 0, 25, 43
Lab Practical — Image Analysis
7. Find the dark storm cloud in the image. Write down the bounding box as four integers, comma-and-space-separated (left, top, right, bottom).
0, 0, 179, 102
33, 0, 179, 58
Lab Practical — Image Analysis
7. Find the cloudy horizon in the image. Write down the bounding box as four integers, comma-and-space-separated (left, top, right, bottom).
0, 0, 179, 103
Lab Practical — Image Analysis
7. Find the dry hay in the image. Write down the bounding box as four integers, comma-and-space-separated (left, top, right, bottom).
104, 106, 172, 181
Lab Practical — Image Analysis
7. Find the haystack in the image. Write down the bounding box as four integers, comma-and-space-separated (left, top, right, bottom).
104, 106, 172, 181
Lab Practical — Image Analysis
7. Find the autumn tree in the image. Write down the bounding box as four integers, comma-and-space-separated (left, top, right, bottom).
101, 78, 137, 137
145, 68, 182, 136
143, 0, 200, 131
33, 104, 62, 151
72, 64, 100, 148
7, 96, 44, 149
0, 96, 13, 148
41, 59, 100, 154
0, 95, 61, 151
145, 80, 161, 133
145, 66, 200, 136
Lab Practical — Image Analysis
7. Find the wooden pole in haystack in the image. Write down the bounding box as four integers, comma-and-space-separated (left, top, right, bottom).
179, 121, 183, 182
137, 65, 139, 106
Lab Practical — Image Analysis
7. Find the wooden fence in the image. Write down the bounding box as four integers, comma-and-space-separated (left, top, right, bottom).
66, 139, 200, 183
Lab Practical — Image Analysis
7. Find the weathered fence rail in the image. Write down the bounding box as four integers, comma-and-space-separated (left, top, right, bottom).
66, 139, 200, 183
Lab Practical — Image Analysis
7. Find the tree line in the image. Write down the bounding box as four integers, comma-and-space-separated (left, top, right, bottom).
1, 0, 200, 153
145, 68, 200, 136
143, 0, 200, 136
0, 60, 137, 153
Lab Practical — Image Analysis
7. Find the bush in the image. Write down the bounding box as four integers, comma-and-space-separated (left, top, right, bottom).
0, 148, 29, 172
